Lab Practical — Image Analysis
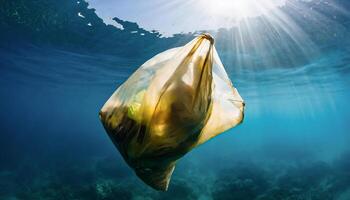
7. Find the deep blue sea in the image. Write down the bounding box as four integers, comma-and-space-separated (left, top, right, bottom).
1, 0, 350, 199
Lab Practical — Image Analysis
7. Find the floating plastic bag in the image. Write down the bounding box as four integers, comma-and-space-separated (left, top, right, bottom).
99, 34, 245, 191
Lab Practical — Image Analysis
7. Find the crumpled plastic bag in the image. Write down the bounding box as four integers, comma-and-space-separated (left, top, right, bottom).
99, 34, 245, 191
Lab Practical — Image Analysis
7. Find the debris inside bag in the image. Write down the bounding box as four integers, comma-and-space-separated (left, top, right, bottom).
99, 33, 245, 191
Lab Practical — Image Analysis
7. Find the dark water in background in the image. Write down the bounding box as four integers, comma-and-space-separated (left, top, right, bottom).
1, 0, 350, 199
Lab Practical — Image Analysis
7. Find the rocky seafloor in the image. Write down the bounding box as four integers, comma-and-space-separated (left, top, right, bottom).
1, 150, 349, 200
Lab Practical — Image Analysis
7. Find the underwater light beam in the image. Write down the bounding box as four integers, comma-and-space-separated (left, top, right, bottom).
194, 0, 324, 70
89, 0, 345, 73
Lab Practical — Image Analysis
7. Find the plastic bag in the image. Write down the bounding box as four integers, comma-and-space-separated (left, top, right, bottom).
99, 34, 245, 191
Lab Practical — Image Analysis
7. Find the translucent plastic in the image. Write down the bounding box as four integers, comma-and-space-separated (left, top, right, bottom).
99, 34, 245, 191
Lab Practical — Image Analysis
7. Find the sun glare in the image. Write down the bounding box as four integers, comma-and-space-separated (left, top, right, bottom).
199, 0, 286, 19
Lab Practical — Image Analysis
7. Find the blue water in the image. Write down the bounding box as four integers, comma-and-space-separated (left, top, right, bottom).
1, 0, 350, 199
